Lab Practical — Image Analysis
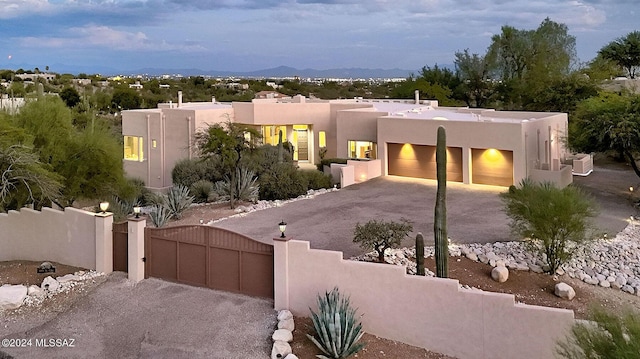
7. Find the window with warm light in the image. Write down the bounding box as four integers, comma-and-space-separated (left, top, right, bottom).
124, 136, 144, 161
348, 141, 377, 159
318, 131, 326, 148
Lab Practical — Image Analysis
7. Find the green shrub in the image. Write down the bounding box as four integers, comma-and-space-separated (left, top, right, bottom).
301, 169, 332, 190
165, 185, 194, 219
317, 158, 348, 171
109, 195, 140, 222
557, 308, 640, 359
144, 191, 166, 207
307, 287, 365, 359
172, 158, 222, 188
190, 180, 215, 203
214, 168, 259, 203
258, 163, 307, 200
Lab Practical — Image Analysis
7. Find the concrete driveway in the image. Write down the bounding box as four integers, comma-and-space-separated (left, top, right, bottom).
215, 173, 635, 259
0, 273, 275, 359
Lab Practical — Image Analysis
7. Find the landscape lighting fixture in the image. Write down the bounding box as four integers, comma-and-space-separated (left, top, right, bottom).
631, 186, 634, 193
279, 220, 287, 238
133, 206, 141, 219
99, 202, 109, 214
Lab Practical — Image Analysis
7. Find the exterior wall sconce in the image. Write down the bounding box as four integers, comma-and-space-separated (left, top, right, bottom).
99, 202, 109, 214
279, 220, 287, 238
133, 206, 141, 218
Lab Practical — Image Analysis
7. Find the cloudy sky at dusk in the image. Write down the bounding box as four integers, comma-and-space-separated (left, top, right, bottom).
0, 0, 637, 74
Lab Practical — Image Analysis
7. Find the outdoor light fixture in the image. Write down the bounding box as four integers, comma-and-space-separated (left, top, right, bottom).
99, 202, 109, 214
631, 186, 635, 192
133, 206, 141, 219
279, 220, 287, 238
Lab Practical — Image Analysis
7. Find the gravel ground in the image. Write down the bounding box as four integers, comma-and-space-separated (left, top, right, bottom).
1, 273, 276, 359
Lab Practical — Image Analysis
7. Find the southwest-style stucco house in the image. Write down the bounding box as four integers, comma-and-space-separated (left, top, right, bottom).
122, 91, 589, 191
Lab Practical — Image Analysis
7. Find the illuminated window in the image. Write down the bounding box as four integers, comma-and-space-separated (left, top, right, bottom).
348, 141, 377, 159
261, 125, 285, 146
318, 131, 326, 148
124, 136, 144, 161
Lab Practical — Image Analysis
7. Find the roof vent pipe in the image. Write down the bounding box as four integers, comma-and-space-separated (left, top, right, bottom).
414, 90, 420, 105
178, 91, 183, 108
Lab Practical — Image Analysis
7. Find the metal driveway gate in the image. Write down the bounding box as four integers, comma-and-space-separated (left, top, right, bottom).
144, 225, 274, 299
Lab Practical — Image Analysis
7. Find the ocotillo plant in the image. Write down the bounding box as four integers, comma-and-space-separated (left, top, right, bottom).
277, 130, 283, 163
416, 232, 425, 276
434, 126, 448, 278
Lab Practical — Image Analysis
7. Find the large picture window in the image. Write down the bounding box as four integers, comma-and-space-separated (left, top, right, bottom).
348, 141, 377, 159
124, 136, 144, 161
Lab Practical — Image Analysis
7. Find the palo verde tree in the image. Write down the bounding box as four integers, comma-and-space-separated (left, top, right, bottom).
353, 218, 413, 263
569, 92, 640, 178
500, 179, 597, 274
599, 30, 640, 79
195, 118, 261, 209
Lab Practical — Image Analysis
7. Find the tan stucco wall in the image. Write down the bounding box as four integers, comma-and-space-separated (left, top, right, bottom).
336, 108, 385, 158
0, 207, 98, 269
279, 240, 575, 359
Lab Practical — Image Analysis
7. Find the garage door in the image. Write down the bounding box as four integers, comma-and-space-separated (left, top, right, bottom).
387, 143, 463, 182
471, 148, 513, 186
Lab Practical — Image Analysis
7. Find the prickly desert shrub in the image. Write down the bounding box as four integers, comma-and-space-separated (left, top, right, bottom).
144, 191, 166, 207
171, 158, 222, 188
301, 169, 332, 190
165, 185, 194, 219
316, 158, 348, 172
307, 287, 365, 359
149, 204, 172, 228
109, 195, 140, 222
190, 180, 215, 203
557, 308, 640, 359
214, 168, 259, 203
353, 218, 413, 263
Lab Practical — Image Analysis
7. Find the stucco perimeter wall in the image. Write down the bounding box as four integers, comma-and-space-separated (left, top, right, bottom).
283, 240, 574, 359
0, 207, 97, 269
336, 108, 385, 158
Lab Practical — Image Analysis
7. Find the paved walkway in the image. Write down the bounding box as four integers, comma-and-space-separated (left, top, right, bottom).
0, 273, 275, 359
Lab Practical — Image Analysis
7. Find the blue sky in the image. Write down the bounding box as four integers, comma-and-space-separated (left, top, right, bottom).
0, 0, 637, 74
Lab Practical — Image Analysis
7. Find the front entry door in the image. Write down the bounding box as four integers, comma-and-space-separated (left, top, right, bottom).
296, 130, 308, 161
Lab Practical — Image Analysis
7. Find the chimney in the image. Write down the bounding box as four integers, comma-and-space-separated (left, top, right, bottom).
178, 91, 183, 108
414, 90, 420, 105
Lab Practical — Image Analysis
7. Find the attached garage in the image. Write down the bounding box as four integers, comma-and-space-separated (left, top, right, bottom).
471, 148, 514, 186
387, 143, 463, 182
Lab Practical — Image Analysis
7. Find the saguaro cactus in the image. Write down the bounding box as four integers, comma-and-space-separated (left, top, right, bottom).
277, 130, 284, 163
415, 232, 425, 276
434, 126, 448, 278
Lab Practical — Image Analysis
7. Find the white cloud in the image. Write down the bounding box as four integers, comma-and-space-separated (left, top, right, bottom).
17, 25, 208, 52
0, 0, 53, 18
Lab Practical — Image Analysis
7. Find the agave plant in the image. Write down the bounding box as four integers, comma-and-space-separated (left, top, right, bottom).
215, 168, 259, 203
307, 287, 365, 359
109, 195, 141, 222
165, 185, 194, 219
148, 204, 172, 228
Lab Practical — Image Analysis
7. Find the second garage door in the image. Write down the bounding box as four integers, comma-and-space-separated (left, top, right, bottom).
387, 143, 463, 182
471, 148, 513, 187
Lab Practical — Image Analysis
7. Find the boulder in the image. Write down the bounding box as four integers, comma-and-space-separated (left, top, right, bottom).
555, 282, 576, 300
465, 252, 478, 262
599, 280, 611, 288
277, 309, 293, 321
27, 285, 44, 297
0, 284, 27, 310
284, 354, 299, 359
41, 276, 59, 292
529, 264, 544, 274
272, 329, 293, 342
271, 340, 292, 359
278, 318, 295, 331
491, 266, 509, 283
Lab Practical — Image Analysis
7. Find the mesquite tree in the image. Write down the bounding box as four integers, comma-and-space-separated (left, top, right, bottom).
353, 219, 413, 263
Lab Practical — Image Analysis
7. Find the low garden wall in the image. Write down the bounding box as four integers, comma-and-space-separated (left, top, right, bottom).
274, 239, 575, 359
0, 207, 113, 271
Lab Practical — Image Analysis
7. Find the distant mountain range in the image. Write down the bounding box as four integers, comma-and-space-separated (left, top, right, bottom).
130, 65, 418, 79
3, 63, 419, 79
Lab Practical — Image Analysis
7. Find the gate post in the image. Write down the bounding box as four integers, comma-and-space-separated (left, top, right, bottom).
273, 236, 291, 310
95, 211, 114, 274
128, 217, 146, 282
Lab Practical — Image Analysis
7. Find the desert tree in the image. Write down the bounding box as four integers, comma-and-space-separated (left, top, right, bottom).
500, 179, 597, 274
599, 31, 640, 79
353, 218, 413, 263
